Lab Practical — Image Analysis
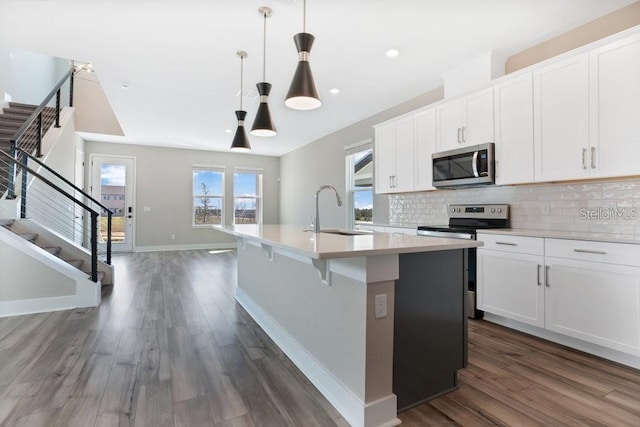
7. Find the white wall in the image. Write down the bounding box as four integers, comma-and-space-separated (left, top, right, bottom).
0, 47, 68, 105
84, 141, 280, 249
279, 87, 444, 228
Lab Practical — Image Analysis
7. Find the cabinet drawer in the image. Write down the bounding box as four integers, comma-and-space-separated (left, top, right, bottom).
545, 238, 640, 267
477, 233, 544, 255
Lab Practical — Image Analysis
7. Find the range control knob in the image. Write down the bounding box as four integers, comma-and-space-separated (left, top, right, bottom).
490, 208, 496, 213
497, 208, 503, 213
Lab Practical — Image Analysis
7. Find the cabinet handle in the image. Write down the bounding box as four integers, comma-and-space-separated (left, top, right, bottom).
495, 241, 517, 246
545, 266, 551, 287
457, 127, 462, 144
574, 248, 607, 255
389, 176, 393, 188
591, 147, 596, 169
537, 264, 542, 286
582, 148, 587, 170
461, 126, 466, 142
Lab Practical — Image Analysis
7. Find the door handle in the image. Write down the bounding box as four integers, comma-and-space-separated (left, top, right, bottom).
461, 126, 466, 143
574, 249, 607, 255
545, 266, 551, 287
582, 148, 587, 170
590, 147, 596, 169
495, 241, 517, 246
457, 127, 462, 144
537, 264, 542, 286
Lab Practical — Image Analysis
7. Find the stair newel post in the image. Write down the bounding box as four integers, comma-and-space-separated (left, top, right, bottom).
20, 153, 28, 219
36, 112, 43, 158
69, 71, 74, 108
90, 211, 98, 282
106, 211, 112, 265
55, 89, 61, 128
7, 139, 17, 199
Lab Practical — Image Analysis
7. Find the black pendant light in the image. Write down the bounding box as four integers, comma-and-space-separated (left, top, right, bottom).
285, 0, 321, 110
230, 51, 251, 152
251, 7, 277, 137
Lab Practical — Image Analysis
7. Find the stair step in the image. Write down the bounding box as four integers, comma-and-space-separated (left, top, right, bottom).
8, 102, 37, 110
43, 246, 61, 256
67, 259, 83, 269
19, 233, 38, 243
0, 219, 15, 228
0, 120, 22, 129
2, 107, 35, 117
0, 128, 15, 137
87, 270, 106, 283
0, 113, 30, 123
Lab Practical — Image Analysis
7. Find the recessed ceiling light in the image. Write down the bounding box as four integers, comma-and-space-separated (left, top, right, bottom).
224, 129, 232, 133
385, 49, 400, 58
329, 88, 340, 95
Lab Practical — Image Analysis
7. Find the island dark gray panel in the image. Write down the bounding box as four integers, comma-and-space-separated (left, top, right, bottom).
393, 249, 467, 411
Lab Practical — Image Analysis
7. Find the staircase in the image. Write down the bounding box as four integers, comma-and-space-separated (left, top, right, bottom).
0, 218, 109, 284
0, 102, 56, 196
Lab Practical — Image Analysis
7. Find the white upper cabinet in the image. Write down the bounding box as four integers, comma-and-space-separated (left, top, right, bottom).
533, 54, 589, 182
494, 73, 534, 185
436, 87, 494, 152
589, 32, 640, 179
414, 108, 437, 191
374, 116, 415, 194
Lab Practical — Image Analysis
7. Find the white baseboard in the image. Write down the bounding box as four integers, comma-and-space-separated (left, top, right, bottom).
0, 295, 76, 318
134, 242, 237, 253
235, 287, 400, 427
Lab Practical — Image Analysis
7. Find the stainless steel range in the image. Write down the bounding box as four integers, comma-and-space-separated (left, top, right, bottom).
417, 203, 510, 319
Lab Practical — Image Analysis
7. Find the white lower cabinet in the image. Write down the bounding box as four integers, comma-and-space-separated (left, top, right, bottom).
478, 232, 640, 357
477, 234, 545, 327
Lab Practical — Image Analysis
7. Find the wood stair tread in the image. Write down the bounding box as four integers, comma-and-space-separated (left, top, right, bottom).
66, 259, 83, 269
19, 233, 38, 242
43, 246, 62, 256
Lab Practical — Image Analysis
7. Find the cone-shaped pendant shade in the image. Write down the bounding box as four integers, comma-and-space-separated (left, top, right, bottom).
251, 82, 277, 137
230, 110, 251, 152
285, 33, 321, 110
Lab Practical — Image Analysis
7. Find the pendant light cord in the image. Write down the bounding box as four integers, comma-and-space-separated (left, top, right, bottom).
262, 12, 267, 81
303, 0, 306, 33
239, 54, 244, 110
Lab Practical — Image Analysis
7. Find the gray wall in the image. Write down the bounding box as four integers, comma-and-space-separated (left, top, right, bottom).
0, 47, 68, 105
279, 87, 444, 228
84, 141, 280, 250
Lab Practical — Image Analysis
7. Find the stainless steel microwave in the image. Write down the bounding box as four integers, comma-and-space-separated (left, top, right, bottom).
432, 143, 495, 188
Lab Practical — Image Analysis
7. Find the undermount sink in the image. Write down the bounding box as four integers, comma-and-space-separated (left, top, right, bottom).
305, 228, 374, 236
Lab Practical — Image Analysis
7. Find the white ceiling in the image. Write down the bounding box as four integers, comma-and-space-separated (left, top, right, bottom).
0, 0, 636, 157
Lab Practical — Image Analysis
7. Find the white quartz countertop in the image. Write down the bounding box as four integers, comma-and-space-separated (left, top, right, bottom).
214, 224, 481, 259
477, 228, 640, 245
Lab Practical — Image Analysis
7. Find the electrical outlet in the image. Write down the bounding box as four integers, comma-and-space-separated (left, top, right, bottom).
374, 294, 387, 319
171, 234, 176, 240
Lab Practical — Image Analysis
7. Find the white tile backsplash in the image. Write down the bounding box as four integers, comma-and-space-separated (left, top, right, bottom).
389, 177, 640, 237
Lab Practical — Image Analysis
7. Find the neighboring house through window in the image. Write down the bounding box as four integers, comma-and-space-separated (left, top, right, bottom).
234, 168, 262, 224
345, 141, 373, 227
193, 167, 224, 226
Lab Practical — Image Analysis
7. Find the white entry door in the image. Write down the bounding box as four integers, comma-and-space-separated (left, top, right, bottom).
90, 155, 136, 252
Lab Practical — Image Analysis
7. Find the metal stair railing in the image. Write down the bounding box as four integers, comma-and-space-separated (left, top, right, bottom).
7, 67, 73, 199
0, 149, 111, 282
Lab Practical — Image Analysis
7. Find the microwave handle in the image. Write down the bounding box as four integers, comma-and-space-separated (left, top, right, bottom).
472, 151, 479, 177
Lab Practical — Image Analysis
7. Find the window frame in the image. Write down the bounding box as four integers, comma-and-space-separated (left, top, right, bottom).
233, 168, 263, 225
192, 166, 225, 227
345, 140, 374, 228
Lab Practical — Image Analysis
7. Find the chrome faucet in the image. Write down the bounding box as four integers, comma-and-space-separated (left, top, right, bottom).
314, 185, 342, 233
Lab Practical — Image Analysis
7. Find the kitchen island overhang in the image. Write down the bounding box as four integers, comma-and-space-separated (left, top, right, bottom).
214, 224, 481, 427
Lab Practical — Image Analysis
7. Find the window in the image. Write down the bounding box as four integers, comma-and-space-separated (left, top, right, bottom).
234, 169, 262, 224
193, 167, 224, 226
346, 142, 373, 227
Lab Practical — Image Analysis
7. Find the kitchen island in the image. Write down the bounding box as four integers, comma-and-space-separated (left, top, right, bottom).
214, 224, 481, 427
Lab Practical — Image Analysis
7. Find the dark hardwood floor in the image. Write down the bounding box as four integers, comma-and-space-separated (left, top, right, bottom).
0, 250, 639, 426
